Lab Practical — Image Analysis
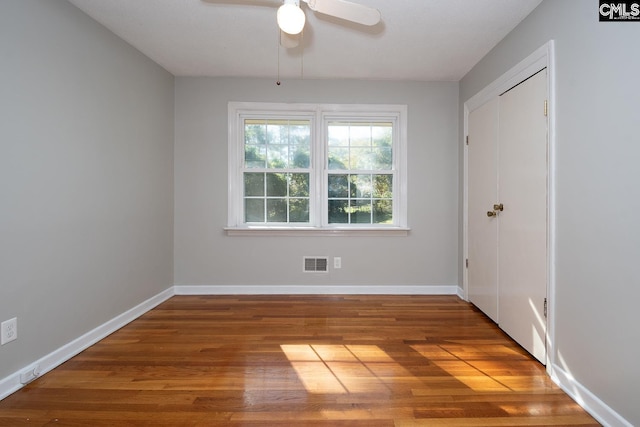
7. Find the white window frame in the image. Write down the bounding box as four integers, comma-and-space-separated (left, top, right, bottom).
226, 102, 409, 236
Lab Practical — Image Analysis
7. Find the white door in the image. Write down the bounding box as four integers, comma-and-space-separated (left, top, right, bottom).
497, 70, 548, 364
466, 69, 548, 364
467, 98, 499, 323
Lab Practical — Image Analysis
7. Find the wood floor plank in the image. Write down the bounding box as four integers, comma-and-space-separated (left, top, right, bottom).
0, 295, 599, 426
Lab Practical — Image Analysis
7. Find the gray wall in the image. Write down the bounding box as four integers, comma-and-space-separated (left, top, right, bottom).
2, 0, 635, 423
0, 0, 174, 380
174, 78, 459, 289
460, 1, 640, 424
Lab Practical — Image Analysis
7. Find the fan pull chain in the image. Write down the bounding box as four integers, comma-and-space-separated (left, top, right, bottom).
300, 30, 304, 80
276, 28, 281, 86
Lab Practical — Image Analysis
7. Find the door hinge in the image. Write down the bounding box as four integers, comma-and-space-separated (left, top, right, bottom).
543, 298, 547, 318
465, 258, 468, 268
544, 100, 548, 117
466, 135, 469, 145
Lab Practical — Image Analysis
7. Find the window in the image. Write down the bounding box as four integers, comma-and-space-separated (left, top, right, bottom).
227, 103, 408, 235
327, 121, 394, 225
243, 119, 311, 223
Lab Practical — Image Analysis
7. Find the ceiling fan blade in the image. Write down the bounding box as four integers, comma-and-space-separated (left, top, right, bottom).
303, 0, 380, 26
280, 30, 300, 48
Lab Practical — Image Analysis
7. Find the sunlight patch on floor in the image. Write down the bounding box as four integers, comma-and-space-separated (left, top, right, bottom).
411, 344, 513, 392
280, 344, 408, 394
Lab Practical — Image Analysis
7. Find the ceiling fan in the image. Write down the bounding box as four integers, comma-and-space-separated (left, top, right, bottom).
276, 0, 381, 48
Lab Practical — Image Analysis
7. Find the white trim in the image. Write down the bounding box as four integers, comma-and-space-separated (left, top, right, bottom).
462, 40, 556, 366
224, 226, 410, 237
546, 40, 558, 378
0, 287, 174, 401
465, 42, 551, 112
174, 284, 458, 295
549, 364, 633, 427
227, 102, 408, 230
462, 102, 469, 301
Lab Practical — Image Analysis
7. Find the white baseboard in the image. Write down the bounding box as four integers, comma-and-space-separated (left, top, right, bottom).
174, 284, 459, 295
0, 287, 174, 401
549, 363, 632, 427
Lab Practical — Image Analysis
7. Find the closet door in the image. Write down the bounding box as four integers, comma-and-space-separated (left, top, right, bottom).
497, 69, 548, 364
467, 98, 499, 323
467, 69, 548, 364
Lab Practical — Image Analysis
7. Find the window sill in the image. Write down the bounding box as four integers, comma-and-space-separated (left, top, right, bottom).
224, 226, 410, 237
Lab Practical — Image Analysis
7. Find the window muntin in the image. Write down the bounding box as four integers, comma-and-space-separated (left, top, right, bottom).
327, 174, 393, 224
326, 121, 394, 225
228, 103, 407, 233
242, 119, 311, 224
327, 122, 393, 170
244, 119, 311, 169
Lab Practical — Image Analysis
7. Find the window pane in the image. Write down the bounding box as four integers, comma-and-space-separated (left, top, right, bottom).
289, 199, 309, 222
245, 199, 264, 222
373, 200, 393, 224
290, 123, 310, 145
328, 200, 348, 223
350, 124, 371, 146
328, 125, 349, 146
373, 175, 392, 198
266, 173, 288, 197
351, 148, 376, 170
350, 174, 372, 198
245, 119, 311, 170
291, 145, 310, 168
244, 173, 264, 197
328, 175, 349, 198
328, 147, 349, 170
267, 145, 288, 168
351, 200, 371, 223
244, 173, 310, 224
326, 121, 393, 172
372, 124, 392, 147
245, 145, 266, 168
327, 173, 393, 225
290, 173, 309, 197
267, 199, 287, 222
372, 147, 392, 170
267, 123, 287, 145
245, 122, 266, 145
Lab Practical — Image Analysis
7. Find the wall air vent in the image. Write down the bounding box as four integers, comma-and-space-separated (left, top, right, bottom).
303, 257, 328, 273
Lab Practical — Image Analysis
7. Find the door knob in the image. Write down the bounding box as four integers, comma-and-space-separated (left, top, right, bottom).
493, 203, 504, 211
487, 211, 497, 217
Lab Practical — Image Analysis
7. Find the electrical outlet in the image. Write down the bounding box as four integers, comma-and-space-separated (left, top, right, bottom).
334, 257, 342, 269
1, 317, 18, 345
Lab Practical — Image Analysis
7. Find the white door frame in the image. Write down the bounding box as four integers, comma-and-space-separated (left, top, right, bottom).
463, 40, 556, 369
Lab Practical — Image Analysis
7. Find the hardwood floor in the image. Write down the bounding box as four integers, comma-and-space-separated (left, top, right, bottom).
0, 295, 599, 426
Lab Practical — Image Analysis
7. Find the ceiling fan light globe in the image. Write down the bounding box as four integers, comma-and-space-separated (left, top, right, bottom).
277, 4, 305, 35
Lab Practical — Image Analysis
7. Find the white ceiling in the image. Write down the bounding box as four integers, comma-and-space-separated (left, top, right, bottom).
67, 0, 543, 81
